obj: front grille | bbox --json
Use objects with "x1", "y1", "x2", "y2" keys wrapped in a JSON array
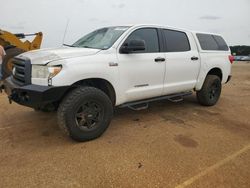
[{"x1": 11, "y1": 57, "x2": 31, "y2": 86}]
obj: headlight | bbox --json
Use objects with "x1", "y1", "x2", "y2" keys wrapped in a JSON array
[
  {"x1": 32, "y1": 65, "x2": 62, "y2": 79},
  {"x1": 48, "y1": 66, "x2": 62, "y2": 78}
]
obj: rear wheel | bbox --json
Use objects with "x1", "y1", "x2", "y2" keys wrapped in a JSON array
[
  {"x1": 57, "y1": 87, "x2": 113, "y2": 142},
  {"x1": 197, "y1": 75, "x2": 222, "y2": 106},
  {"x1": 2, "y1": 48, "x2": 25, "y2": 79}
]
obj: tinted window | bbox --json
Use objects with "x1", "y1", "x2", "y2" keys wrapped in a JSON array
[
  {"x1": 196, "y1": 33, "x2": 229, "y2": 51},
  {"x1": 163, "y1": 30, "x2": 190, "y2": 52},
  {"x1": 213, "y1": 35, "x2": 229, "y2": 51},
  {"x1": 124, "y1": 28, "x2": 159, "y2": 53},
  {"x1": 196, "y1": 34, "x2": 218, "y2": 50}
]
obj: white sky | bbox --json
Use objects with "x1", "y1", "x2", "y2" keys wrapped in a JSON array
[{"x1": 1, "y1": 0, "x2": 250, "y2": 47}]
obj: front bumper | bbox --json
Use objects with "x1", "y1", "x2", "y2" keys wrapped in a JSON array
[{"x1": 2, "y1": 77, "x2": 69, "y2": 108}]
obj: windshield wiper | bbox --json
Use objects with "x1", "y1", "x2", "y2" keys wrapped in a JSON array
[
  {"x1": 63, "y1": 44, "x2": 76, "y2": 47},
  {"x1": 82, "y1": 46, "x2": 106, "y2": 50},
  {"x1": 82, "y1": 45, "x2": 94, "y2": 49}
]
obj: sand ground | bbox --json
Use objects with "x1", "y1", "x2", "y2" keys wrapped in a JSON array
[{"x1": 0, "y1": 62, "x2": 249, "y2": 188}]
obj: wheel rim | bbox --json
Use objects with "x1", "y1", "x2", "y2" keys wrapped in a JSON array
[
  {"x1": 209, "y1": 80, "x2": 220, "y2": 100},
  {"x1": 75, "y1": 101, "x2": 103, "y2": 131}
]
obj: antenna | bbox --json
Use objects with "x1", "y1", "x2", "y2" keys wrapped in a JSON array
[{"x1": 62, "y1": 19, "x2": 70, "y2": 45}]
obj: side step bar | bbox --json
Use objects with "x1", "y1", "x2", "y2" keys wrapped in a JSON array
[
  {"x1": 119, "y1": 91, "x2": 193, "y2": 110},
  {"x1": 128, "y1": 103, "x2": 149, "y2": 111}
]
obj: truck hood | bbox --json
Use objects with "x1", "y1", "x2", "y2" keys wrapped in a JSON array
[{"x1": 18, "y1": 47, "x2": 101, "y2": 65}]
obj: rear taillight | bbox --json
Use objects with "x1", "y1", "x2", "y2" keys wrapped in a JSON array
[{"x1": 229, "y1": 55, "x2": 234, "y2": 64}]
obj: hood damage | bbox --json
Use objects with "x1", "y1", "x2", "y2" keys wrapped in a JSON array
[{"x1": 17, "y1": 47, "x2": 102, "y2": 65}]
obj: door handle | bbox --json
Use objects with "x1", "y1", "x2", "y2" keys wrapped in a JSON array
[
  {"x1": 191, "y1": 56, "x2": 199, "y2": 61},
  {"x1": 155, "y1": 57, "x2": 166, "y2": 62}
]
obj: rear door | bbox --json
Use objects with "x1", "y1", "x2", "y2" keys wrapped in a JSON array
[{"x1": 162, "y1": 29, "x2": 200, "y2": 94}]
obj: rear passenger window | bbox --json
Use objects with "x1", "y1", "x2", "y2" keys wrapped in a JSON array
[
  {"x1": 196, "y1": 33, "x2": 229, "y2": 51},
  {"x1": 163, "y1": 30, "x2": 190, "y2": 52}
]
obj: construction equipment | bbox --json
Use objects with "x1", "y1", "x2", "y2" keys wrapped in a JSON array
[{"x1": 0, "y1": 29, "x2": 43, "y2": 79}]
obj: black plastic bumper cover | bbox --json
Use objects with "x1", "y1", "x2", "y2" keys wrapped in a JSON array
[{"x1": 3, "y1": 77, "x2": 70, "y2": 108}]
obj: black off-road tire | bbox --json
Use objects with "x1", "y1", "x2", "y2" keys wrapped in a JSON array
[
  {"x1": 197, "y1": 75, "x2": 222, "y2": 106},
  {"x1": 2, "y1": 48, "x2": 25, "y2": 79},
  {"x1": 57, "y1": 87, "x2": 113, "y2": 142}
]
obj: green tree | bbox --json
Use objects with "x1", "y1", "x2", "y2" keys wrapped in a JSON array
[{"x1": 230, "y1": 46, "x2": 250, "y2": 56}]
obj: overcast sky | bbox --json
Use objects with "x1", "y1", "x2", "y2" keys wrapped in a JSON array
[{"x1": 1, "y1": 0, "x2": 250, "y2": 47}]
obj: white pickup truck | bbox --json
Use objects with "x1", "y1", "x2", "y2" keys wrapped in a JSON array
[{"x1": 2, "y1": 24, "x2": 233, "y2": 141}]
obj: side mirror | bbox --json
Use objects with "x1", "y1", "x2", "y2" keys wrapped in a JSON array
[{"x1": 120, "y1": 39, "x2": 146, "y2": 54}]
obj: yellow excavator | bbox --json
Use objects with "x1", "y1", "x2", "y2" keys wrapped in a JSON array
[{"x1": 0, "y1": 29, "x2": 43, "y2": 79}]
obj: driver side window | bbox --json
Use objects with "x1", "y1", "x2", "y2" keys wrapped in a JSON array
[{"x1": 124, "y1": 28, "x2": 160, "y2": 53}]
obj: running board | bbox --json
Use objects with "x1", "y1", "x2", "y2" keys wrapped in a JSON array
[
  {"x1": 119, "y1": 91, "x2": 193, "y2": 109},
  {"x1": 128, "y1": 103, "x2": 149, "y2": 111},
  {"x1": 168, "y1": 96, "x2": 184, "y2": 103}
]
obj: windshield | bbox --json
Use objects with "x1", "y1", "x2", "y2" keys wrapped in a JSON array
[{"x1": 73, "y1": 26, "x2": 130, "y2": 50}]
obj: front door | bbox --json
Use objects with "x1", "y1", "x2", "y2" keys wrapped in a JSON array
[{"x1": 117, "y1": 28, "x2": 166, "y2": 102}]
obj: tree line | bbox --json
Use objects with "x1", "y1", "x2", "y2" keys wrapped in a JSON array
[{"x1": 230, "y1": 46, "x2": 250, "y2": 56}]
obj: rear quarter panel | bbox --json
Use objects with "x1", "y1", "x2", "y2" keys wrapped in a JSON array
[{"x1": 193, "y1": 33, "x2": 232, "y2": 90}]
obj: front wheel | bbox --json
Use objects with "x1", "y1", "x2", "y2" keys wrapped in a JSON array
[
  {"x1": 196, "y1": 75, "x2": 222, "y2": 106},
  {"x1": 57, "y1": 87, "x2": 113, "y2": 142}
]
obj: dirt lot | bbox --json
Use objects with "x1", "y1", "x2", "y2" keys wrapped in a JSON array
[{"x1": 0, "y1": 63, "x2": 250, "y2": 188}]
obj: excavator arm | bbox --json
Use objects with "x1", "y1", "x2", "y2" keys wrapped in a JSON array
[
  {"x1": 0, "y1": 29, "x2": 43, "y2": 80},
  {"x1": 0, "y1": 30, "x2": 43, "y2": 51}
]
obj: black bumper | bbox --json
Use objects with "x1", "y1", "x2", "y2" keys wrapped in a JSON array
[{"x1": 2, "y1": 77, "x2": 70, "y2": 108}]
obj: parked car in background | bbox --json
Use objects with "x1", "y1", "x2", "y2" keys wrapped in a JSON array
[
  {"x1": 241, "y1": 56, "x2": 250, "y2": 61},
  {"x1": 234, "y1": 56, "x2": 250, "y2": 61}
]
